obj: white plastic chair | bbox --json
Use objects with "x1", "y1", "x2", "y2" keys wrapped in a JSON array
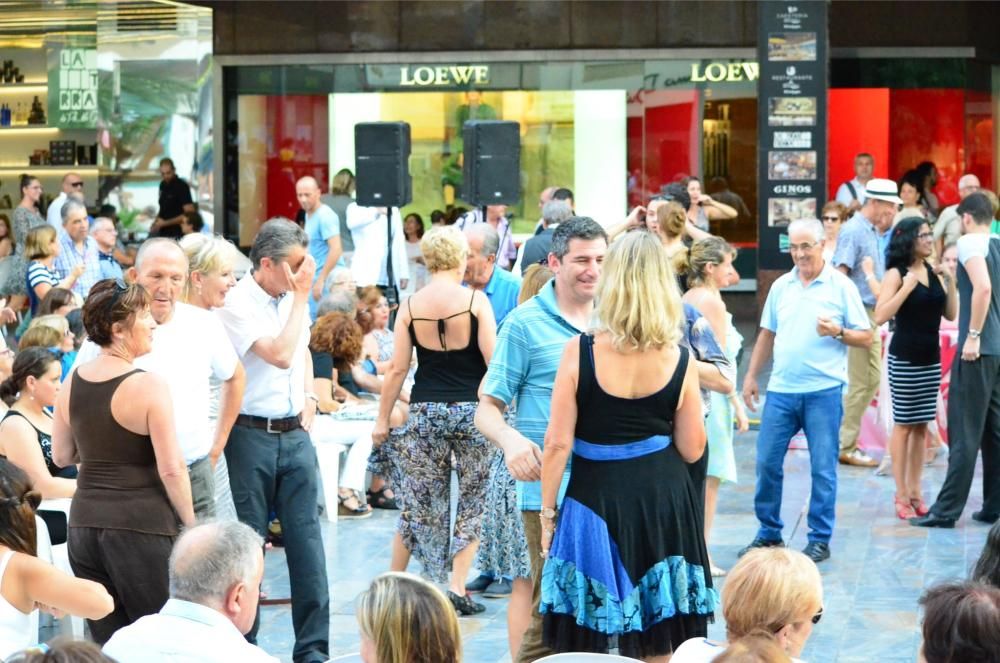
[
  {"x1": 535, "y1": 654, "x2": 643, "y2": 663},
  {"x1": 37, "y1": 498, "x2": 84, "y2": 638}
]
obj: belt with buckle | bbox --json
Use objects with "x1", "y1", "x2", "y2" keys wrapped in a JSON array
[{"x1": 236, "y1": 414, "x2": 301, "y2": 434}]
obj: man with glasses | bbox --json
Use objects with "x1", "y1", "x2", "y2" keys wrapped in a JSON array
[
  {"x1": 46, "y1": 172, "x2": 84, "y2": 229},
  {"x1": 832, "y1": 178, "x2": 902, "y2": 467},
  {"x1": 741, "y1": 218, "x2": 872, "y2": 564},
  {"x1": 934, "y1": 173, "x2": 982, "y2": 258},
  {"x1": 151, "y1": 157, "x2": 195, "y2": 239},
  {"x1": 90, "y1": 217, "x2": 124, "y2": 282}
]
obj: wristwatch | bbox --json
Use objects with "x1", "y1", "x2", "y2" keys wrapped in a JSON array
[
  {"x1": 539, "y1": 507, "x2": 557, "y2": 520},
  {"x1": 970, "y1": 329, "x2": 982, "y2": 339},
  {"x1": 834, "y1": 326, "x2": 845, "y2": 341}
]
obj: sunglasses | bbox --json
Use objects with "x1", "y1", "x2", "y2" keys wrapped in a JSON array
[
  {"x1": 69, "y1": 181, "x2": 84, "y2": 188},
  {"x1": 812, "y1": 606, "x2": 824, "y2": 625},
  {"x1": 822, "y1": 215, "x2": 840, "y2": 221}
]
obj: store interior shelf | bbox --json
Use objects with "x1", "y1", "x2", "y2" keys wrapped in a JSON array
[
  {"x1": 0, "y1": 82, "x2": 47, "y2": 91},
  {"x1": 0, "y1": 124, "x2": 61, "y2": 132},
  {"x1": 0, "y1": 165, "x2": 98, "y2": 171}
]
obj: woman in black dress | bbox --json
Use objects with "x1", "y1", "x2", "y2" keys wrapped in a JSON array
[
  {"x1": 875, "y1": 217, "x2": 957, "y2": 520},
  {"x1": 539, "y1": 231, "x2": 715, "y2": 661}
]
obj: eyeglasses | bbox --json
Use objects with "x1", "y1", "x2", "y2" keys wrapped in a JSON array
[
  {"x1": 811, "y1": 606, "x2": 824, "y2": 625},
  {"x1": 788, "y1": 242, "x2": 819, "y2": 253},
  {"x1": 822, "y1": 215, "x2": 840, "y2": 221},
  {"x1": 918, "y1": 232, "x2": 934, "y2": 240}
]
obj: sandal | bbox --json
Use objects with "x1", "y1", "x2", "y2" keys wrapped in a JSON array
[
  {"x1": 338, "y1": 492, "x2": 373, "y2": 519},
  {"x1": 367, "y1": 486, "x2": 399, "y2": 510},
  {"x1": 894, "y1": 495, "x2": 916, "y2": 520},
  {"x1": 910, "y1": 497, "x2": 930, "y2": 517},
  {"x1": 447, "y1": 590, "x2": 485, "y2": 616}
]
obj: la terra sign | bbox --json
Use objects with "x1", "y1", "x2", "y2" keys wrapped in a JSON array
[
  {"x1": 691, "y1": 61, "x2": 759, "y2": 83},
  {"x1": 400, "y1": 65, "x2": 489, "y2": 87}
]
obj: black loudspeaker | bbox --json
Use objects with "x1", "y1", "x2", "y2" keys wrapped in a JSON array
[
  {"x1": 355, "y1": 122, "x2": 411, "y2": 207},
  {"x1": 462, "y1": 120, "x2": 520, "y2": 205}
]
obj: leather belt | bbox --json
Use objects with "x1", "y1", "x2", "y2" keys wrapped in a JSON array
[{"x1": 236, "y1": 414, "x2": 301, "y2": 434}]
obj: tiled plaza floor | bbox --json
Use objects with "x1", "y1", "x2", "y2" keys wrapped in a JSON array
[{"x1": 256, "y1": 431, "x2": 992, "y2": 662}]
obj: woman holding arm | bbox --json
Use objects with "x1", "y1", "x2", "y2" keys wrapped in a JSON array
[
  {"x1": 874, "y1": 218, "x2": 956, "y2": 520},
  {"x1": 684, "y1": 176, "x2": 737, "y2": 234},
  {"x1": 24, "y1": 226, "x2": 84, "y2": 315},
  {"x1": 372, "y1": 225, "x2": 497, "y2": 616},
  {"x1": 0, "y1": 459, "x2": 113, "y2": 659},
  {"x1": 539, "y1": 231, "x2": 715, "y2": 661},
  {"x1": 52, "y1": 278, "x2": 195, "y2": 644}
]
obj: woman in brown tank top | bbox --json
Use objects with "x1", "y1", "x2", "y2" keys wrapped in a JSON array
[{"x1": 52, "y1": 279, "x2": 194, "y2": 644}]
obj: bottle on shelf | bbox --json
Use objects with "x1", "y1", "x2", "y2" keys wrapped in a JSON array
[
  {"x1": 0, "y1": 104, "x2": 10, "y2": 127},
  {"x1": 14, "y1": 102, "x2": 25, "y2": 125},
  {"x1": 27, "y1": 96, "x2": 45, "y2": 125}
]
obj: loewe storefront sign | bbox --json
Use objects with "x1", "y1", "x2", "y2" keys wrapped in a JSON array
[
  {"x1": 399, "y1": 65, "x2": 490, "y2": 87},
  {"x1": 691, "y1": 62, "x2": 759, "y2": 83}
]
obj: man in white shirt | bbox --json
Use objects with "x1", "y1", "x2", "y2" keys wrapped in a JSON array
[
  {"x1": 345, "y1": 203, "x2": 409, "y2": 291},
  {"x1": 46, "y1": 171, "x2": 83, "y2": 228},
  {"x1": 74, "y1": 239, "x2": 245, "y2": 519},
  {"x1": 933, "y1": 173, "x2": 981, "y2": 258},
  {"x1": 835, "y1": 152, "x2": 875, "y2": 213},
  {"x1": 216, "y1": 219, "x2": 329, "y2": 663},
  {"x1": 103, "y1": 520, "x2": 278, "y2": 662}
]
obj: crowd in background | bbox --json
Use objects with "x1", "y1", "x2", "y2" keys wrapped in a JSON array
[{"x1": 0, "y1": 155, "x2": 997, "y2": 663}]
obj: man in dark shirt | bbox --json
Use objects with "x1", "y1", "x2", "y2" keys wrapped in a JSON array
[{"x1": 151, "y1": 157, "x2": 195, "y2": 238}]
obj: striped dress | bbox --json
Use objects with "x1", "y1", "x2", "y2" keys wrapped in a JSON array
[{"x1": 887, "y1": 262, "x2": 946, "y2": 425}]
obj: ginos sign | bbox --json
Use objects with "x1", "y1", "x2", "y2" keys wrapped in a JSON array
[{"x1": 400, "y1": 65, "x2": 489, "y2": 87}]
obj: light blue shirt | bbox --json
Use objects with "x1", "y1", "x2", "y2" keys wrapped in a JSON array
[
  {"x1": 305, "y1": 203, "x2": 341, "y2": 317},
  {"x1": 760, "y1": 260, "x2": 870, "y2": 393},
  {"x1": 102, "y1": 598, "x2": 278, "y2": 662},
  {"x1": 482, "y1": 279, "x2": 579, "y2": 511},
  {"x1": 483, "y1": 264, "x2": 521, "y2": 326},
  {"x1": 832, "y1": 211, "x2": 884, "y2": 307}
]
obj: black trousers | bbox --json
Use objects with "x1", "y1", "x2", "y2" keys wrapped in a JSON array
[
  {"x1": 226, "y1": 423, "x2": 330, "y2": 663},
  {"x1": 931, "y1": 354, "x2": 1000, "y2": 520}
]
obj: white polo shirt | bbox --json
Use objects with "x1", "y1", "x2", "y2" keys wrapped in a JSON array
[
  {"x1": 217, "y1": 272, "x2": 309, "y2": 418},
  {"x1": 74, "y1": 303, "x2": 239, "y2": 464}
]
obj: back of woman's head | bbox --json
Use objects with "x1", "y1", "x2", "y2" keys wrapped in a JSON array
[
  {"x1": 885, "y1": 216, "x2": 927, "y2": 272},
  {"x1": 309, "y1": 312, "x2": 363, "y2": 367},
  {"x1": 595, "y1": 230, "x2": 682, "y2": 352},
  {"x1": 713, "y1": 631, "x2": 792, "y2": 663},
  {"x1": 0, "y1": 458, "x2": 40, "y2": 556},
  {"x1": 919, "y1": 582, "x2": 1000, "y2": 663},
  {"x1": 82, "y1": 279, "x2": 150, "y2": 348},
  {"x1": 518, "y1": 264, "x2": 553, "y2": 304},
  {"x1": 723, "y1": 548, "x2": 823, "y2": 640},
  {"x1": 25, "y1": 225, "x2": 56, "y2": 261},
  {"x1": 655, "y1": 200, "x2": 688, "y2": 240},
  {"x1": 972, "y1": 520, "x2": 1000, "y2": 589},
  {"x1": 17, "y1": 325, "x2": 62, "y2": 352},
  {"x1": 330, "y1": 168, "x2": 355, "y2": 196},
  {"x1": 420, "y1": 225, "x2": 467, "y2": 274},
  {"x1": 687, "y1": 236, "x2": 734, "y2": 287},
  {"x1": 357, "y1": 572, "x2": 461, "y2": 663},
  {"x1": 0, "y1": 347, "x2": 58, "y2": 406},
  {"x1": 6, "y1": 638, "x2": 115, "y2": 662}
]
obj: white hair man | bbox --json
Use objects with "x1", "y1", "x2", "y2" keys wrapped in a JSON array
[
  {"x1": 464, "y1": 223, "x2": 521, "y2": 325},
  {"x1": 742, "y1": 218, "x2": 873, "y2": 564},
  {"x1": 933, "y1": 173, "x2": 982, "y2": 257},
  {"x1": 90, "y1": 216, "x2": 124, "y2": 281},
  {"x1": 103, "y1": 520, "x2": 277, "y2": 662}
]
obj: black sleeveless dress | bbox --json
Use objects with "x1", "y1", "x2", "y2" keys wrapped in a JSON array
[{"x1": 540, "y1": 335, "x2": 717, "y2": 658}]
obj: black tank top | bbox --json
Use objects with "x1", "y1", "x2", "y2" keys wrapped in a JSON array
[
  {"x1": 407, "y1": 292, "x2": 487, "y2": 403},
  {"x1": 888, "y1": 261, "x2": 946, "y2": 363},
  {"x1": 575, "y1": 334, "x2": 689, "y2": 444},
  {"x1": 69, "y1": 368, "x2": 179, "y2": 535},
  {"x1": 0, "y1": 410, "x2": 76, "y2": 479}
]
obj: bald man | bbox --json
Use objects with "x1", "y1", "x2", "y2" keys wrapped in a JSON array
[
  {"x1": 74, "y1": 238, "x2": 246, "y2": 520},
  {"x1": 935, "y1": 174, "x2": 983, "y2": 257},
  {"x1": 46, "y1": 171, "x2": 84, "y2": 228},
  {"x1": 296, "y1": 176, "x2": 343, "y2": 319}
]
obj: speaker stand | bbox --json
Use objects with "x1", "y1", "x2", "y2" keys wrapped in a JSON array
[{"x1": 384, "y1": 207, "x2": 399, "y2": 329}]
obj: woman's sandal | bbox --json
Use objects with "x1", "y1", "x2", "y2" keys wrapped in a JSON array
[
  {"x1": 910, "y1": 497, "x2": 930, "y2": 517},
  {"x1": 894, "y1": 495, "x2": 917, "y2": 520},
  {"x1": 338, "y1": 492, "x2": 373, "y2": 519},
  {"x1": 367, "y1": 487, "x2": 399, "y2": 510},
  {"x1": 447, "y1": 590, "x2": 486, "y2": 616}
]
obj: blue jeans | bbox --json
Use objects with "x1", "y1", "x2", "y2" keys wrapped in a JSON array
[{"x1": 754, "y1": 386, "x2": 843, "y2": 544}]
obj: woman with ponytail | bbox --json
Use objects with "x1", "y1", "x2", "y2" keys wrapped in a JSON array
[
  {"x1": 0, "y1": 458, "x2": 112, "y2": 659},
  {"x1": 0, "y1": 348, "x2": 77, "y2": 500}
]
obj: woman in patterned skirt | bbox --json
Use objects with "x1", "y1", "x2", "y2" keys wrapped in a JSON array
[
  {"x1": 875, "y1": 217, "x2": 956, "y2": 520},
  {"x1": 540, "y1": 231, "x2": 716, "y2": 660}
]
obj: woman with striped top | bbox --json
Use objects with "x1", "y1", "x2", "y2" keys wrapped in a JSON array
[
  {"x1": 875, "y1": 217, "x2": 957, "y2": 520},
  {"x1": 24, "y1": 226, "x2": 83, "y2": 315}
]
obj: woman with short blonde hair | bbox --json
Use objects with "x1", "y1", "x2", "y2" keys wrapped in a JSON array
[
  {"x1": 356, "y1": 572, "x2": 461, "y2": 663},
  {"x1": 540, "y1": 230, "x2": 712, "y2": 659},
  {"x1": 672, "y1": 548, "x2": 823, "y2": 662},
  {"x1": 419, "y1": 225, "x2": 467, "y2": 274}
]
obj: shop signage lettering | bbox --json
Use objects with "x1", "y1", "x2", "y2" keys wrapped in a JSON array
[
  {"x1": 399, "y1": 65, "x2": 489, "y2": 87},
  {"x1": 47, "y1": 46, "x2": 98, "y2": 129},
  {"x1": 690, "y1": 62, "x2": 759, "y2": 83},
  {"x1": 773, "y1": 184, "x2": 812, "y2": 195}
]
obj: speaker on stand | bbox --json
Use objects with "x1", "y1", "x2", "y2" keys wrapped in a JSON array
[{"x1": 355, "y1": 122, "x2": 411, "y2": 320}]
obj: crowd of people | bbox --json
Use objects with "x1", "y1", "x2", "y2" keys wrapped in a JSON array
[{"x1": 0, "y1": 159, "x2": 997, "y2": 663}]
